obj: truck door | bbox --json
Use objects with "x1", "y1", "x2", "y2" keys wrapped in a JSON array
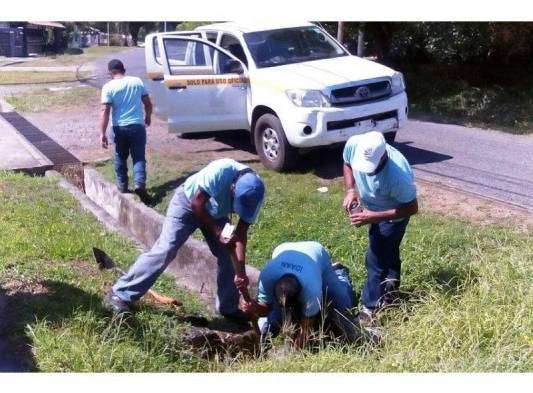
[
  {"x1": 144, "y1": 31, "x2": 203, "y2": 120},
  {"x1": 157, "y1": 35, "x2": 249, "y2": 133}
]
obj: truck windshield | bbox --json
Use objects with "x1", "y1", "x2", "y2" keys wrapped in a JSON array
[{"x1": 243, "y1": 26, "x2": 348, "y2": 68}]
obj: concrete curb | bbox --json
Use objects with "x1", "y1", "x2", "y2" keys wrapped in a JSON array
[
  {"x1": 83, "y1": 167, "x2": 260, "y2": 310},
  {"x1": 45, "y1": 170, "x2": 143, "y2": 250}
]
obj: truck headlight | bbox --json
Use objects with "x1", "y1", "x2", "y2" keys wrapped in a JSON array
[
  {"x1": 391, "y1": 72, "x2": 406, "y2": 95},
  {"x1": 286, "y1": 89, "x2": 331, "y2": 108}
]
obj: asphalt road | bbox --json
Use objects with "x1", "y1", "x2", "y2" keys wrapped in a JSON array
[{"x1": 88, "y1": 48, "x2": 533, "y2": 210}]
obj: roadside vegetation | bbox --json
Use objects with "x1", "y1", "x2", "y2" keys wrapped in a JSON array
[
  {"x1": 9, "y1": 46, "x2": 127, "y2": 68},
  {"x1": 4, "y1": 86, "x2": 99, "y2": 112},
  {"x1": 404, "y1": 64, "x2": 533, "y2": 134},
  {"x1": 0, "y1": 71, "x2": 91, "y2": 85},
  {"x1": 0, "y1": 171, "x2": 210, "y2": 372},
  {"x1": 95, "y1": 151, "x2": 533, "y2": 371}
]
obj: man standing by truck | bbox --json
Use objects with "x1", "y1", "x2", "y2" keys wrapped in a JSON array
[
  {"x1": 105, "y1": 158, "x2": 265, "y2": 322},
  {"x1": 342, "y1": 131, "x2": 418, "y2": 325},
  {"x1": 99, "y1": 59, "x2": 152, "y2": 204}
]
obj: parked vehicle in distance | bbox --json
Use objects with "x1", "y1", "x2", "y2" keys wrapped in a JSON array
[{"x1": 145, "y1": 22, "x2": 408, "y2": 171}]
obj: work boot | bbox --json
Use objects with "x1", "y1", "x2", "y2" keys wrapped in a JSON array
[
  {"x1": 134, "y1": 187, "x2": 152, "y2": 205},
  {"x1": 104, "y1": 291, "x2": 132, "y2": 314}
]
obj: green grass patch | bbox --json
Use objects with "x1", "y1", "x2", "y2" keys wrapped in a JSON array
[
  {"x1": 405, "y1": 63, "x2": 533, "y2": 134},
  {"x1": 0, "y1": 171, "x2": 212, "y2": 372},
  {"x1": 11, "y1": 46, "x2": 128, "y2": 68},
  {"x1": 5, "y1": 86, "x2": 99, "y2": 112},
  {"x1": 95, "y1": 152, "x2": 533, "y2": 371},
  {"x1": 0, "y1": 71, "x2": 91, "y2": 85}
]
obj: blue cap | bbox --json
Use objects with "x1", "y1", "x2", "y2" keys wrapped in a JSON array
[{"x1": 233, "y1": 172, "x2": 265, "y2": 224}]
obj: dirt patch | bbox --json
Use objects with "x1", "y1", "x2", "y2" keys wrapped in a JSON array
[{"x1": 417, "y1": 179, "x2": 533, "y2": 232}]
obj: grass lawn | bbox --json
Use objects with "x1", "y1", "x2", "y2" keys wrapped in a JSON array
[
  {"x1": 0, "y1": 171, "x2": 213, "y2": 372},
  {"x1": 5, "y1": 86, "x2": 99, "y2": 112},
  {"x1": 403, "y1": 63, "x2": 533, "y2": 134},
  {"x1": 11, "y1": 46, "x2": 129, "y2": 68},
  {"x1": 96, "y1": 151, "x2": 533, "y2": 371},
  {"x1": 0, "y1": 71, "x2": 91, "y2": 85}
]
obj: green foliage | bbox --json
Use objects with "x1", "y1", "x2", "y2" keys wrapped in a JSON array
[
  {"x1": 0, "y1": 172, "x2": 209, "y2": 371},
  {"x1": 96, "y1": 153, "x2": 533, "y2": 371},
  {"x1": 5, "y1": 87, "x2": 99, "y2": 112}
]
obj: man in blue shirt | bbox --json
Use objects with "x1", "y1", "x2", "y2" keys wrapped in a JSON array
[
  {"x1": 99, "y1": 59, "x2": 152, "y2": 203},
  {"x1": 241, "y1": 241, "x2": 360, "y2": 347},
  {"x1": 105, "y1": 158, "x2": 265, "y2": 322},
  {"x1": 342, "y1": 131, "x2": 418, "y2": 324}
]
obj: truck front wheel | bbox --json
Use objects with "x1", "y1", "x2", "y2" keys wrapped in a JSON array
[{"x1": 254, "y1": 114, "x2": 297, "y2": 172}]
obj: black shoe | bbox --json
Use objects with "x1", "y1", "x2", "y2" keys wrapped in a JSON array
[
  {"x1": 104, "y1": 291, "x2": 132, "y2": 314},
  {"x1": 356, "y1": 307, "x2": 381, "y2": 344},
  {"x1": 134, "y1": 187, "x2": 152, "y2": 205},
  {"x1": 117, "y1": 185, "x2": 129, "y2": 193}
]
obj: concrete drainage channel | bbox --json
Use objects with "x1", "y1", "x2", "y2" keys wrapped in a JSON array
[
  {"x1": 49, "y1": 167, "x2": 260, "y2": 312},
  {"x1": 0, "y1": 106, "x2": 260, "y2": 309}
]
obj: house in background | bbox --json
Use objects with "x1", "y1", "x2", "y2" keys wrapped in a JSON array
[
  {"x1": 0, "y1": 21, "x2": 65, "y2": 57},
  {"x1": 69, "y1": 26, "x2": 107, "y2": 48}
]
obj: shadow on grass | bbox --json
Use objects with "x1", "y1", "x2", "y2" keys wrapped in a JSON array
[
  {"x1": 148, "y1": 170, "x2": 197, "y2": 207},
  {"x1": 0, "y1": 280, "x2": 107, "y2": 372}
]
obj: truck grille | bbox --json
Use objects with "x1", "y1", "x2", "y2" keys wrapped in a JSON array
[
  {"x1": 330, "y1": 79, "x2": 391, "y2": 106},
  {"x1": 327, "y1": 110, "x2": 397, "y2": 131}
]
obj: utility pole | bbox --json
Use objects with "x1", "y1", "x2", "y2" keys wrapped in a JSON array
[
  {"x1": 357, "y1": 29, "x2": 364, "y2": 57},
  {"x1": 337, "y1": 21, "x2": 344, "y2": 46},
  {"x1": 164, "y1": 22, "x2": 167, "y2": 32},
  {"x1": 107, "y1": 22, "x2": 110, "y2": 46}
]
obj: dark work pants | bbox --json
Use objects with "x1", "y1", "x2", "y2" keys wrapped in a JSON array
[
  {"x1": 361, "y1": 218, "x2": 409, "y2": 309},
  {"x1": 113, "y1": 124, "x2": 146, "y2": 190}
]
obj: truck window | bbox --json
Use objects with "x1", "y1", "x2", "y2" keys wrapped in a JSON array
[
  {"x1": 220, "y1": 34, "x2": 248, "y2": 67},
  {"x1": 153, "y1": 36, "x2": 161, "y2": 64},
  {"x1": 243, "y1": 25, "x2": 347, "y2": 68},
  {"x1": 163, "y1": 38, "x2": 238, "y2": 76}
]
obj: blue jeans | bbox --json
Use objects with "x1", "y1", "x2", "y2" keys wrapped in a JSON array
[
  {"x1": 112, "y1": 186, "x2": 240, "y2": 315},
  {"x1": 113, "y1": 124, "x2": 146, "y2": 190},
  {"x1": 258, "y1": 263, "x2": 355, "y2": 337},
  {"x1": 362, "y1": 218, "x2": 409, "y2": 309}
]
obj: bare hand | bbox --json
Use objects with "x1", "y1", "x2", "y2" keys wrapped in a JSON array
[
  {"x1": 240, "y1": 298, "x2": 256, "y2": 316},
  {"x1": 234, "y1": 274, "x2": 249, "y2": 293},
  {"x1": 343, "y1": 190, "x2": 359, "y2": 212},
  {"x1": 145, "y1": 116, "x2": 151, "y2": 127},
  {"x1": 101, "y1": 134, "x2": 108, "y2": 149},
  {"x1": 350, "y1": 210, "x2": 378, "y2": 227}
]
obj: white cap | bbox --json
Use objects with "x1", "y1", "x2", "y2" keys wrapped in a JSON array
[{"x1": 353, "y1": 131, "x2": 387, "y2": 173}]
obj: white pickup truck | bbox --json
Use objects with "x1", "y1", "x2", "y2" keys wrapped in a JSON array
[{"x1": 145, "y1": 22, "x2": 408, "y2": 171}]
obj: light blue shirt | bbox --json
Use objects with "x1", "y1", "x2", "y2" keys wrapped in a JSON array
[
  {"x1": 257, "y1": 241, "x2": 332, "y2": 317},
  {"x1": 101, "y1": 76, "x2": 148, "y2": 127},
  {"x1": 343, "y1": 137, "x2": 417, "y2": 212},
  {"x1": 183, "y1": 158, "x2": 249, "y2": 221}
]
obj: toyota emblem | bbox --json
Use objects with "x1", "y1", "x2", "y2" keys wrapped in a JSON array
[{"x1": 355, "y1": 86, "x2": 370, "y2": 98}]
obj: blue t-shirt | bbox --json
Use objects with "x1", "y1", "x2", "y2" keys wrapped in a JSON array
[
  {"x1": 101, "y1": 76, "x2": 148, "y2": 127},
  {"x1": 343, "y1": 137, "x2": 417, "y2": 212},
  {"x1": 257, "y1": 241, "x2": 332, "y2": 317},
  {"x1": 183, "y1": 158, "x2": 259, "y2": 221}
]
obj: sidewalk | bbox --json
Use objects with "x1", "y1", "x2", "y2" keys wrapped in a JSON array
[{"x1": 0, "y1": 114, "x2": 53, "y2": 174}]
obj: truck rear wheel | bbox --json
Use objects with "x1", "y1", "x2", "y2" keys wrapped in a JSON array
[{"x1": 254, "y1": 113, "x2": 297, "y2": 172}]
